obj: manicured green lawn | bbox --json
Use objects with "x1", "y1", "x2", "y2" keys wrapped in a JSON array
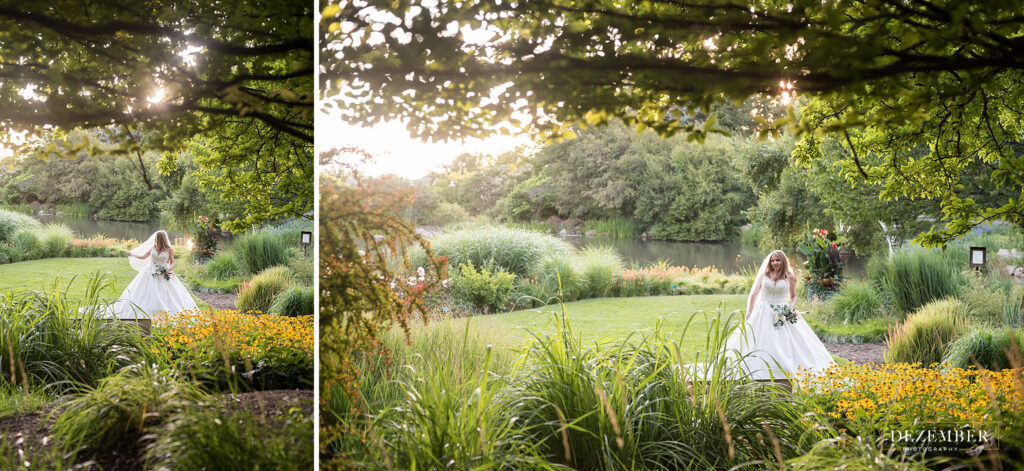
[
  {"x1": 0, "y1": 258, "x2": 203, "y2": 307},
  {"x1": 447, "y1": 295, "x2": 748, "y2": 355}
]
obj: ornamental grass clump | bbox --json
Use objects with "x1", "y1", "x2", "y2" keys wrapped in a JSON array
[
  {"x1": 502, "y1": 308, "x2": 819, "y2": 469},
  {"x1": 868, "y1": 249, "x2": 965, "y2": 318},
  {"x1": 942, "y1": 327, "x2": 1024, "y2": 371},
  {"x1": 205, "y1": 252, "x2": 240, "y2": 280},
  {"x1": 237, "y1": 266, "x2": 293, "y2": 314},
  {"x1": 323, "y1": 319, "x2": 530, "y2": 467},
  {"x1": 330, "y1": 307, "x2": 823, "y2": 469},
  {"x1": 38, "y1": 223, "x2": 74, "y2": 257},
  {"x1": 0, "y1": 273, "x2": 147, "y2": 392},
  {"x1": 0, "y1": 209, "x2": 41, "y2": 243},
  {"x1": 52, "y1": 362, "x2": 206, "y2": 451},
  {"x1": 824, "y1": 280, "x2": 888, "y2": 324},
  {"x1": 145, "y1": 404, "x2": 313, "y2": 471},
  {"x1": 578, "y1": 245, "x2": 622, "y2": 298},
  {"x1": 9, "y1": 230, "x2": 41, "y2": 260},
  {"x1": 234, "y1": 230, "x2": 289, "y2": 276},
  {"x1": 428, "y1": 226, "x2": 574, "y2": 278},
  {"x1": 270, "y1": 285, "x2": 314, "y2": 317},
  {"x1": 883, "y1": 297, "x2": 970, "y2": 365}
]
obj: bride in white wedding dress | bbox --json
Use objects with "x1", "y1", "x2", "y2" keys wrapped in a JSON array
[
  {"x1": 724, "y1": 250, "x2": 835, "y2": 379},
  {"x1": 95, "y1": 230, "x2": 198, "y2": 319}
]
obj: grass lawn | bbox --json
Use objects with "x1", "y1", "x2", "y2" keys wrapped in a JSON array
[
  {"x1": 0, "y1": 258, "x2": 204, "y2": 308},
  {"x1": 443, "y1": 295, "x2": 747, "y2": 357}
]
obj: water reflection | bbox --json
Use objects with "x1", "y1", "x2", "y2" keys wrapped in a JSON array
[
  {"x1": 33, "y1": 215, "x2": 236, "y2": 252},
  {"x1": 35, "y1": 215, "x2": 182, "y2": 243},
  {"x1": 570, "y1": 237, "x2": 865, "y2": 278}
]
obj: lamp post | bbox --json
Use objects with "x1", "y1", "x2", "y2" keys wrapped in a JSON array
[
  {"x1": 300, "y1": 231, "x2": 312, "y2": 255},
  {"x1": 969, "y1": 246, "x2": 986, "y2": 270}
]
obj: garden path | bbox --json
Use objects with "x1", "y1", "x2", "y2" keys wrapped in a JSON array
[
  {"x1": 825, "y1": 342, "x2": 885, "y2": 364},
  {"x1": 191, "y1": 290, "x2": 238, "y2": 310}
]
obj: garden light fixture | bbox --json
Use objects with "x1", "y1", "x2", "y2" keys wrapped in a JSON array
[{"x1": 969, "y1": 246, "x2": 986, "y2": 269}]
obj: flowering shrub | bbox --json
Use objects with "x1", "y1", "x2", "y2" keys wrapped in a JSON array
[
  {"x1": 798, "y1": 228, "x2": 845, "y2": 299},
  {"x1": 613, "y1": 265, "x2": 746, "y2": 297},
  {"x1": 68, "y1": 237, "x2": 136, "y2": 257},
  {"x1": 794, "y1": 363, "x2": 1024, "y2": 434},
  {"x1": 152, "y1": 309, "x2": 313, "y2": 390},
  {"x1": 189, "y1": 216, "x2": 219, "y2": 262}
]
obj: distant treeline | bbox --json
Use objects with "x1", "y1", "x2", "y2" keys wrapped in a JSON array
[{"x1": 390, "y1": 98, "x2": 951, "y2": 255}]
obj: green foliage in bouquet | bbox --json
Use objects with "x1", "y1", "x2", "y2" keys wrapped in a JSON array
[{"x1": 798, "y1": 228, "x2": 844, "y2": 300}]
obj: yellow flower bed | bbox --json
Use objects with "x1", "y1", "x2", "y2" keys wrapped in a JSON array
[
  {"x1": 794, "y1": 363, "x2": 1024, "y2": 427},
  {"x1": 152, "y1": 309, "x2": 313, "y2": 360}
]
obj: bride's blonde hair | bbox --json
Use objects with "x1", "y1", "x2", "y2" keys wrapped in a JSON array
[
  {"x1": 764, "y1": 250, "x2": 794, "y2": 281},
  {"x1": 154, "y1": 231, "x2": 172, "y2": 254}
]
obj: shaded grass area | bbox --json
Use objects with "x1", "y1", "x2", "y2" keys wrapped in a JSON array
[{"x1": 0, "y1": 257, "x2": 203, "y2": 307}]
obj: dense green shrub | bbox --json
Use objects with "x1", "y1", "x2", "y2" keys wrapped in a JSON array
[
  {"x1": 427, "y1": 226, "x2": 574, "y2": 278},
  {"x1": 271, "y1": 286, "x2": 314, "y2": 317},
  {"x1": 452, "y1": 262, "x2": 516, "y2": 313},
  {"x1": 237, "y1": 266, "x2": 293, "y2": 314},
  {"x1": 52, "y1": 363, "x2": 205, "y2": 450},
  {"x1": 431, "y1": 201, "x2": 469, "y2": 227},
  {"x1": 234, "y1": 230, "x2": 289, "y2": 276},
  {"x1": 578, "y1": 245, "x2": 622, "y2": 298},
  {"x1": 868, "y1": 249, "x2": 965, "y2": 317},
  {"x1": 0, "y1": 209, "x2": 41, "y2": 243},
  {"x1": 825, "y1": 280, "x2": 887, "y2": 324},
  {"x1": 39, "y1": 223, "x2": 74, "y2": 257},
  {"x1": 942, "y1": 327, "x2": 1024, "y2": 370},
  {"x1": 884, "y1": 298, "x2": 970, "y2": 365}
]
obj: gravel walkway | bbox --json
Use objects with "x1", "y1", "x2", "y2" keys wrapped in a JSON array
[
  {"x1": 191, "y1": 290, "x2": 238, "y2": 310},
  {"x1": 824, "y1": 342, "x2": 886, "y2": 364}
]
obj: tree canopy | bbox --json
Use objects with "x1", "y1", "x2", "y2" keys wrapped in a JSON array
[
  {"x1": 1, "y1": 1, "x2": 313, "y2": 228},
  {"x1": 323, "y1": 0, "x2": 1024, "y2": 245}
]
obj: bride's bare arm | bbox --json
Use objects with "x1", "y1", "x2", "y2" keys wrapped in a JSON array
[
  {"x1": 788, "y1": 274, "x2": 797, "y2": 306},
  {"x1": 129, "y1": 251, "x2": 150, "y2": 260},
  {"x1": 168, "y1": 250, "x2": 175, "y2": 269}
]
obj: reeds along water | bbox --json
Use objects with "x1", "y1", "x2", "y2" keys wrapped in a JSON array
[{"x1": 328, "y1": 304, "x2": 827, "y2": 469}]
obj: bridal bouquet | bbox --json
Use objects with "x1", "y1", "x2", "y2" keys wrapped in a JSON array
[
  {"x1": 771, "y1": 304, "x2": 799, "y2": 328},
  {"x1": 153, "y1": 265, "x2": 174, "y2": 281}
]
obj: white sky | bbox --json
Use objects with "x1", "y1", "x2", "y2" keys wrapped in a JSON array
[{"x1": 316, "y1": 107, "x2": 534, "y2": 180}]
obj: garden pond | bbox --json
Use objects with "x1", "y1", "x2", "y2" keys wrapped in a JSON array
[{"x1": 33, "y1": 214, "x2": 235, "y2": 250}]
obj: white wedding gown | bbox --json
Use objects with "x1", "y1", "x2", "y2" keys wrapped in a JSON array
[
  {"x1": 725, "y1": 277, "x2": 835, "y2": 379},
  {"x1": 99, "y1": 249, "x2": 198, "y2": 319}
]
